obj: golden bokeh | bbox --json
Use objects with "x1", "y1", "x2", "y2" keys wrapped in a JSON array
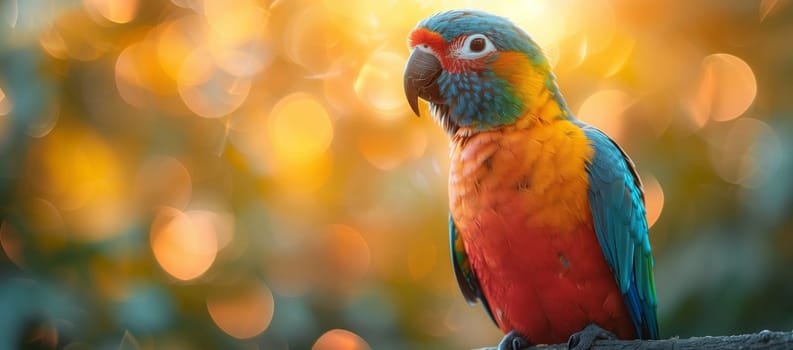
[
  {"x1": 156, "y1": 15, "x2": 206, "y2": 81},
  {"x1": 83, "y1": 0, "x2": 139, "y2": 24},
  {"x1": 187, "y1": 209, "x2": 235, "y2": 251},
  {"x1": 407, "y1": 236, "x2": 437, "y2": 281},
  {"x1": 115, "y1": 39, "x2": 175, "y2": 108},
  {"x1": 686, "y1": 53, "x2": 757, "y2": 127},
  {"x1": 206, "y1": 282, "x2": 275, "y2": 339},
  {"x1": 282, "y1": 6, "x2": 333, "y2": 71},
  {"x1": 312, "y1": 329, "x2": 372, "y2": 350},
  {"x1": 26, "y1": 123, "x2": 130, "y2": 241},
  {"x1": 134, "y1": 156, "x2": 193, "y2": 210},
  {"x1": 41, "y1": 9, "x2": 110, "y2": 61},
  {"x1": 577, "y1": 89, "x2": 634, "y2": 143},
  {"x1": 273, "y1": 152, "x2": 334, "y2": 195},
  {"x1": 357, "y1": 123, "x2": 427, "y2": 171},
  {"x1": 642, "y1": 173, "x2": 665, "y2": 229},
  {"x1": 203, "y1": 0, "x2": 273, "y2": 77},
  {"x1": 268, "y1": 92, "x2": 334, "y2": 166},
  {"x1": 177, "y1": 47, "x2": 252, "y2": 118},
  {"x1": 150, "y1": 207, "x2": 218, "y2": 281},
  {"x1": 313, "y1": 224, "x2": 371, "y2": 291},
  {"x1": 355, "y1": 50, "x2": 409, "y2": 118}
]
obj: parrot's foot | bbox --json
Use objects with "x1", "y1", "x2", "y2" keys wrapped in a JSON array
[
  {"x1": 566, "y1": 323, "x2": 616, "y2": 350},
  {"x1": 497, "y1": 330, "x2": 529, "y2": 350}
]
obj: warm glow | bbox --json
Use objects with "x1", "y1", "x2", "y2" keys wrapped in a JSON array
[
  {"x1": 477, "y1": 1, "x2": 570, "y2": 47},
  {"x1": 355, "y1": 50, "x2": 408, "y2": 117},
  {"x1": 39, "y1": 26, "x2": 69, "y2": 60},
  {"x1": 27, "y1": 124, "x2": 129, "y2": 241},
  {"x1": 268, "y1": 93, "x2": 334, "y2": 166},
  {"x1": 273, "y1": 152, "x2": 333, "y2": 194},
  {"x1": 312, "y1": 329, "x2": 371, "y2": 350},
  {"x1": 642, "y1": 174, "x2": 664, "y2": 229},
  {"x1": 83, "y1": 0, "x2": 139, "y2": 24},
  {"x1": 282, "y1": 6, "x2": 332, "y2": 70},
  {"x1": 178, "y1": 47, "x2": 252, "y2": 118},
  {"x1": 315, "y1": 224, "x2": 371, "y2": 290},
  {"x1": 760, "y1": 0, "x2": 783, "y2": 20},
  {"x1": 203, "y1": 0, "x2": 273, "y2": 77},
  {"x1": 686, "y1": 53, "x2": 757, "y2": 126},
  {"x1": 407, "y1": 237, "x2": 437, "y2": 280},
  {"x1": 115, "y1": 38, "x2": 178, "y2": 108},
  {"x1": 43, "y1": 10, "x2": 108, "y2": 61},
  {"x1": 206, "y1": 282, "x2": 275, "y2": 339},
  {"x1": 134, "y1": 156, "x2": 193, "y2": 210},
  {"x1": 357, "y1": 123, "x2": 427, "y2": 170},
  {"x1": 577, "y1": 89, "x2": 634, "y2": 142},
  {"x1": 156, "y1": 16, "x2": 205, "y2": 81},
  {"x1": 150, "y1": 207, "x2": 217, "y2": 281},
  {"x1": 187, "y1": 210, "x2": 235, "y2": 251},
  {"x1": 601, "y1": 33, "x2": 636, "y2": 77}
]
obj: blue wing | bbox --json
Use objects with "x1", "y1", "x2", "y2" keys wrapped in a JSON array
[
  {"x1": 579, "y1": 123, "x2": 659, "y2": 340},
  {"x1": 449, "y1": 214, "x2": 497, "y2": 325}
]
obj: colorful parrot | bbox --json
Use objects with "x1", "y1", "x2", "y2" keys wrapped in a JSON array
[{"x1": 402, "y1": 10, "x2": 659, "y2": 349}]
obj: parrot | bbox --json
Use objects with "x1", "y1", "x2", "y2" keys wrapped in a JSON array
[{"x1": 402, "y1": 10, "x2": 659, "y2": 350}]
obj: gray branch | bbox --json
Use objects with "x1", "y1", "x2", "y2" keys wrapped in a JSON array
[{"x1": 478, "y1": 330, "x2": 793, "y2": 350}]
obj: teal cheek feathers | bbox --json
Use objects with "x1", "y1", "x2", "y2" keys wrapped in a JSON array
[{"x1": 437, "y1": 68, "x2": 525, "y2": 130}]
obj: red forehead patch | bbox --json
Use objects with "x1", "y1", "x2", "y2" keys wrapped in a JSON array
[{"x1": 408, "y1": 28, "x2": 447, "y2": 54}]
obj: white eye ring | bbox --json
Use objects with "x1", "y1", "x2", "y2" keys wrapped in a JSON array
[
  {"x1": 415, "y1": 43, "x2": 433, "y2": 54},
  {"x1": 457, "y1": 34, "x2": 496, "y2": 59}
]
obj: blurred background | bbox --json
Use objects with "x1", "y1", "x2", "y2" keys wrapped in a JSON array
[{"x1": 1, "y1": 0, "x2": 792, "y2": 349}]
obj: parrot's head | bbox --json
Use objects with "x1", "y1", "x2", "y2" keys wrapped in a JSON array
[{"x1": 403, "y1": 10, "x2": 567, "y2": 136}]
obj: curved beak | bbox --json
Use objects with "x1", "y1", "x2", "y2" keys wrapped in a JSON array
[{"x1": 403, "y1": 48, "x2": 444, "y2": 116}]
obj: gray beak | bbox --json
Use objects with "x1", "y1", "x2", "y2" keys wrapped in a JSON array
[{"x1": 403, "y1": 48, "x2": 444, "y2": 116}]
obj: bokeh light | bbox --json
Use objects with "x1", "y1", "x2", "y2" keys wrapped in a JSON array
[
  {"x1": 83, "y1": 0, "x2": 139, "y2": 24},
  {"x1": 135, "y1": 156, "x2": 193, "y2": 210},
  {"x1": 577, "y1": 89, "x2": 634, "y2": 143},
  {"x1": 268, "y1": 92, "x2": 334, "y2": 166},
  {"x1": 178, "y1": 47, "x2": 252, "y2": 118},
  {"x1": 355, "y1": 50, "x2": 409, "y2": 118},
  {"x1": 150, "y1": 207, "x2": 218, "y2": 281},
  {"x1": 312, "y1": 329, "x2": 372, "y2": 350},
  {"x1": 686, "y1": 53, "x2": 757, "y2": 127},
  {"x1": 25, "y1": 124, "x2": 130, "y2": 241},
  {"x1": 206, "y1": 282, "x2": 275, "y2": 339},
  {"x1": 642, "y1": 173, "x2": 665, "y2": 229}
]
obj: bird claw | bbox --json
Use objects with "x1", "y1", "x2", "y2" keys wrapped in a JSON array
[
  {"x1": 567, "y1": 323, "x2": 616, "y2": 350},
  {"x1": 497, "y1": 330, "x2": 530, "y2": 350}
]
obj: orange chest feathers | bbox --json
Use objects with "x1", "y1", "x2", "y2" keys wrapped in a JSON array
[{"x1": 449, "y1": 119, "x2": 595, "y2": 238}]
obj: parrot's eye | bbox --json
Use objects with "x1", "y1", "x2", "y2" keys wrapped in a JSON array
[
  {"x1": 470, "y1": 38, "x2": 485, "y2": 52},
  {"x1": 458, "y1": 34, "x2": 496, "y2": 59}
]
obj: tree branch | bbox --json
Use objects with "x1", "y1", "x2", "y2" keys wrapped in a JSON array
[{"x1": 479, "y1": 330, "x2": 793, "y2": 350}]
